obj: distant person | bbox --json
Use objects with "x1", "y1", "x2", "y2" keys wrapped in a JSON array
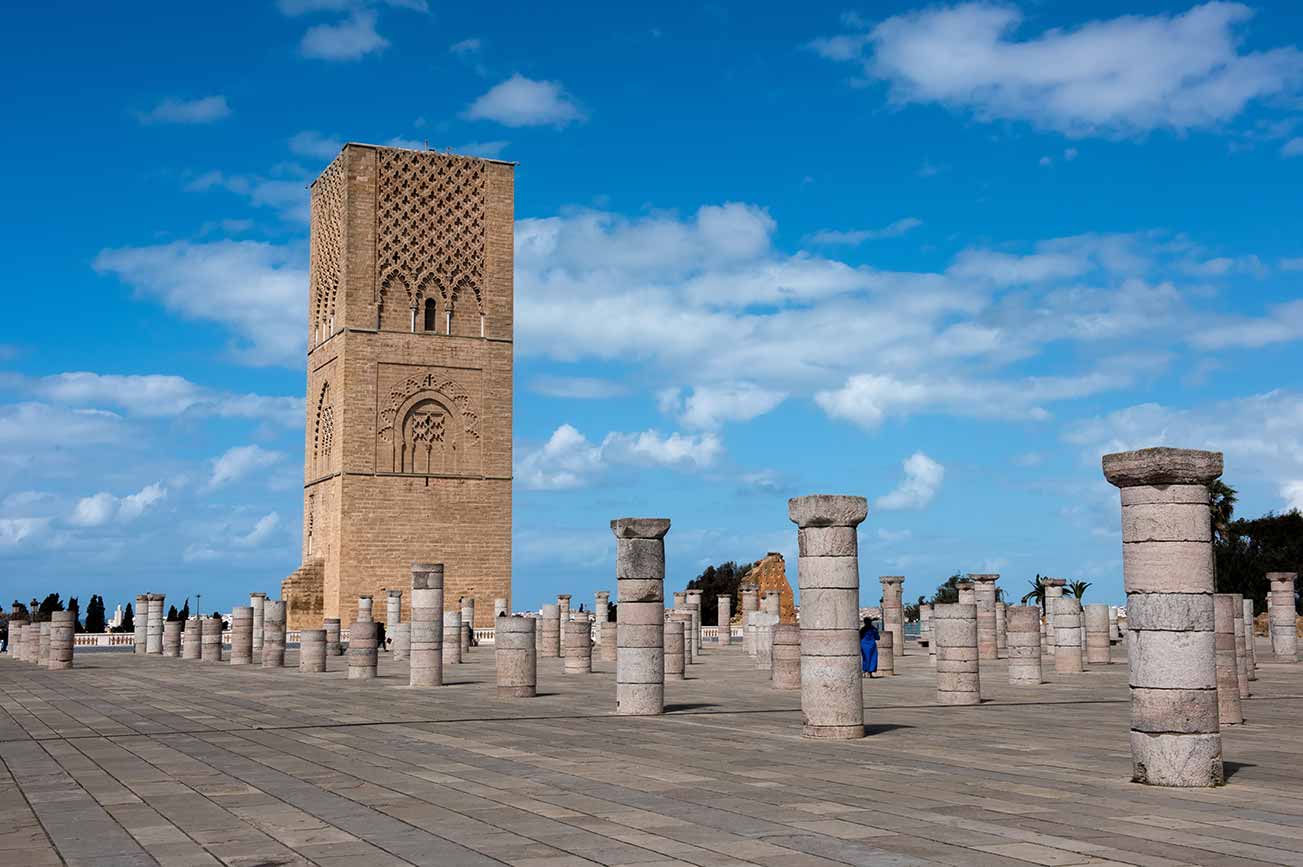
[
  {"x1": 860, "y1": 617, "x2": 879, "y2": 678},
  {"x1": 466, "y1": 622, "x2": 478, "y2": 648},
  {"x1": 375, "y1": 621, "x2": 387, "y2": 652}
]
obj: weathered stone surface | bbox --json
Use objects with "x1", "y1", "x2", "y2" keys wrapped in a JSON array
[
  {"x1": 1126, "y1": 593, "x2": 1215, "y2": 631},
  {"x1": 615, "y1": 517, "x2": 668, "y2": 715},
  {"x1": 934, "y1": 603, "x2": 980, "y2": 705},
  {"x1": 1102, "y1": 447, "x2": 1224, "y2": 487},
  {"x1": 48, "y1": 611, "x2": 73, "y2": 671},
  {"x1": 495, "y1": 615, "x2": 535, "y2": 697},
  {"x1": 1084, "y1": 603, "x2": 1111, "y2": 665},
  {"x1": 299, "y1": 628, "x2": 326, "y2": 673},
  {"x1": 443, "y1": 610, "x2": 463, "y2": 664},
  {"x1": 610, "y1": 517, "x2": 671, "y2": 539},
  {"x1": 787, "y1": 494, "x2": 868, "y2": 528},
  {"x1": 1006, "y1": 605, "x2": 1042, "y2": 685},
  {"x1": 347, "y1": 620, "x2": 377, "y2": 680},
  {"x1": 1130, "y1": 731, "x2": 1223, "y2": 787},
  {"x1": 201, "y1": 616, "x2": 223, "y2": 664},
  {"x1": 262, "y1": 601, "x2": 286, "y2": 667},
  {"x1": 664, "y1": 620, "x2": 685, "y2": 680},
  {"x1": 230, "y1": 606, "x2": 254, "y2": 665},
  {"x1": 410, "y1": 563, "x2": 444, "y2": 688},
  {"x1": 564, "y1": 620, "x2": 592, "y2": 674}
]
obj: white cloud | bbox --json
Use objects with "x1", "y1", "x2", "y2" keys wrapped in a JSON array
[
  {"x1": 467, "y1": 74, "x2": 585, "y2": 127},
  {"x1": 1283, "y1": 137, "x2": 1303, "y2": 157},
  {"x1": 0, "y1": 403, "x2": 124, "y2": 449},
  {"x1": 93, "y1": 241, "x2": 306, "y2": 366},
  {"x1": 136, "y1": 96, "x2": 231, "y2": 125},
  {"x1": 0, "y1": 517, "x2": 49, "y2": 547},
  {"x1": 68, "y1": 483, "x2": 166, "y2": 527},
  {"x1": 658, "y1": 383, "x2": 786, "y2": 429},
  {"x1": 603, "y1": 429, "x2": 723, "y2": 469},
  {"x1": 449, "y1": 37, "x2": 481, "y2": 54},
  {"x1": 1189, "y1": 299, "x2": 1303, "y2": 349},
  {"x1": 206, "y1": 445, "x2": 284, "y2": 491},
  {"x1": 1283, "y1": 480, "x2": 1303, "y2": 511},
  {"x1": 32, "y1": 372, "x2": 302, "y2": 427},
  {"x1": 300, "y1": 11, "x2": 388, "y2": 60},
  {"x1": 812, "y1": 3, "x2": 1303, "y2": 137},
  {"x1": 184, "y1": 168, "x2": 311, "y2": 222},
  {"x1": 289, "y1": 130, "x2": 344, "y2": 159},
  {"x1": 515, "y1": 424, "x2": 604, "y2": 490},
  {"x1": 528, "y1": 376, "x2": 628, "y2": 400},
  {"x1": 807, "y1": 217, "x2": 922, "y2": 246},
  {"x1": 515, "y1": 424, "x2": 723, "y2": 490},
  {"x1": 118, "y1": 483, "x2": 167, "y2": 522},
  {"x1": 877, "y1": 452, "x2": 945, "y2": 510},
  {"x1": 454, "y1": 140, "x2": 509, "y2": 158},
  {"x1": 236, "y1": 512, "x2": 281, "y2": 546}
]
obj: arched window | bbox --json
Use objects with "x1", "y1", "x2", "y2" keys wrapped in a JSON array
[{"x1": 423, "y1": 298, "x2": 437, "y2": 332}]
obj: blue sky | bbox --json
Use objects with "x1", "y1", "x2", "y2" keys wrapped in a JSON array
[{"x1": 4, "y1": 1, "x2": 1303, "y2": 617}]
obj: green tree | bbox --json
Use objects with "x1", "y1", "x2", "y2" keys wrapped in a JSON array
[
  {"x1": 178, "y1": 598, "x2": 191, "y2": 622},
  {"x1": 1210, "y1": 480, "x2": 1237, "y2": 544},
  {"x1": 1020, "y1": 576, "x2": 1048, "y2": 614},
  {"x1": 67, "y1": 596, "x2": 83, "y2": 632},
  {"x1": 167, "y1": 604, "x2": 179, "y2": 621},
  {"x1": 1214, "y1": 508, "x2": 1303, "y2": 612},
  {"x1": 37, "y1": 593, "x2": 64, "y2": 622},
  {"x1": 687, "y1": 560, "x2": 753, "y2": 628},
  {"x1": 1067, "y1": 580, "x2": 1092, "y2": 600},
  {"x1": 928, "y1": 572, "x2": 964, "y2": 605},
  {"x1": 114, "y1": 603, "x2": 135, "y2": 634},
  {"x1": 84, "y1": 595, "x2": 106, "y2": 633}
]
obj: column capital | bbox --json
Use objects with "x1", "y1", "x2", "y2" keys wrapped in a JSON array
[
  {"x1": 879, "y1": 575, "x2": 905, "y2": 586},
  {"x1": 610, "y1": 517, "x2": 671, "y2": 539},
  {"x1": 1103, "y1": 447, "x2": 1222, "y2": 488},
  {"x1": 787, "y1": 494, "x2": 868, "y2": 528},
  {"x1": 968, "y1": 573, "x2": 999, "y2": 584}
]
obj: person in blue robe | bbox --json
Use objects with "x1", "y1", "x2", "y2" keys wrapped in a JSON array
[{"x1": 860, "y1": 617, "x2": 879, "y2": 677}]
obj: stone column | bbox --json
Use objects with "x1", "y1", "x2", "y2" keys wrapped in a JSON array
[
  {"x1": 300, "y1": 629, "x2": 326, "y2": 672},
  {"x1": 564, "y1": 618, "x2": 592, "y2": 674},
  {"x1": 741, "y1": 584, "x2": 759, "y2": 655},
  {"x1": 357, "y1": 595, "x2": 374, "y2": 624},
  {"x1": 38, "y1": 622, "x2": 51, "y2": 666},
  {"x1": 1214, "y1": 593, "x2": 1244, "y2": 726},
  {"x1": 877, "y1": 630, "x2": 895, "y2": 676},
  {"x1": 443, "y1": 610, "x2": 462, "y2": 664},
  {"x1": 539, "y1": 604, "x2": 559, "y2": 657},
  {"x1": 262, "y1": 601, "x2": 286, "y2": 667},
  {"x1": 687, "y1": 589, "x2": 703, "y2": 652},
  {"x1": 664, "y1": 620, "x2": 685, "y2": 680},
  {"x1": 555, "y1": 595, "x2": 570, "y2": 656},
  {"x1": 669, "y1": 609, "x2": 695, "y2": 665},
  {"x1": 1231, "y1": 593, "x2": 1249, "y2": 699},
  {"x1": 324, "y1": 618, "x2": 342, "y2": 656},
  {"x1": 1084, "y1": 604, "x2": 1111, "y2": 664},
  {"x1": 163, "y1": 620, "x2": 182, "y2": 658},
  {"x1": 250, "y1": 592, "x2": 266, "y2": 655},
  {"x1": 789, "y1": 494, "x2": 866, "y2": 740},
  {"x1": 494, "y1": 597, "x2": 508, "y2": 619},
  {"x1": 26, "y1": 623, "x2": 39, "y2": 663},
  {"x1": 200, "y1": 616, "x2": 223, "y2": 663},
  {"x1": 146, "y1": 594, "x2": 165, "y2": 655},
  {"x1": 348, "y1": 620, "x2": 378, "y2": 679},
  {"x1": 594, "y1": 591, "x2": 610, "y2": 642},
  {"x1": 1242, "y1": 597, "x2": 1257, "y2": 682},
  {"x1": 763, "y1": 590, "x2": 780, "y2": 616},
  {"x1": 460, "y1": 597, "x2": 475, "y2": 653},
  {"x1": 753, "y1": 612, "x2": 777, "y2": 669},
  {"x1": 1053, "y1": 596, "x2": 1084, "y2": 673},
  {"x1": 879, "y1": 575, "x2": 905, "y2": 661},
  {"x1": 956, "y1": 581, "x2": 975, "y2": 605},
  {"x1": 410, "y1": 563, "x2": 444, "y2": 688},
  {"x1": 970, "y1": 574, "x2": 999, "y2": 661},
  {"x1": 1109, "y1": 606, "x2": 1121, "y2": 642},
  {"x1": 182, "y1": 617, "x2": 201, "y2": 659},
  {"x1": 919, "y1": 603, "x2": 932, "y2": 649},
  {"x1": 1104, "y1": 446, "x2": 1222, "y2": 787},
  {"x1": 1041, "y1": 579, "x2": 1065, "y2": 657},
  {"x1": 8, "y1": 618, "x2": 27, "y2": 660},
  {"x1": 386, "y1": 589, "x2": 402, "y2": 633},
  {"x1": 1267, "y1": 573, "x2": 1297, "y2": 662},
  {"x1": 391, "y1": 623, "x2": 411, "y2": 662},
  {"x1": 48, "y1": 611, "x2": 74, "y2": 671},
  {"x1": 495, "y1": 615, "x2": 536, "y2": 697},
  {"x1": 995, "y1": 601, "x2": 1007, "y2": 659},
  {"x1": 1007, "y1": 605, "x2": 1043, "y2": 685},
  {"x1": 134, "y1": 594, "x2": 149, "y2": 654},
  {"x1": 600, "y1": 624, "x2": 616, "y2": 662},
  {"x1": 230, "y1": 606, "x2": 254, "y2": 665},
  {"x1": 934, "y1": 603, "x2": 980, "y2": 705},
  {"x1": 771, "y1": 623, "x2": 800, "y2": 689},
  {"x1": 613, "y1": 517, "x2": 669, "y2": 716},
  {"x1": 717, "y1": 594, "x2": 732, "y2": 645}
]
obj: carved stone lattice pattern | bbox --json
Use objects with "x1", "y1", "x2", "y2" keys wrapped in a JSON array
[
  {"x1": 313, "y1": 383, "x2": 334, "y2": 472},
  {"x1": 377, "y1": 373, "x2": 479, "y2": 445},
  {"x1": 310, "y1": 156, "x2": 345, "y2": 336},
  {"x1": 376, "y1": 150, "x2": 486, "y2": 314}
]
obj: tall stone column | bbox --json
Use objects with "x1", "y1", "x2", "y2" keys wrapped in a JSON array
[
  {"x1": 717, "y1": 594, "x2": 732, "y2": 645},
  {"x1": 556, "y1": 595, "x2": 570, "y2": 656},
  {"x1": 250, "y1": 592, "x2": 266, "y2": 655},
  {"x1": 600, "y1": 623, "x2": 616, "y2": 662},
  {"x1": 934, "y1": 603, "x2": 980, "y2": 705},
  {"x1": 230, "y1": 606, "x2": 254, "y2": 665},
  {"x1": 324, "y1": 618, "x2": 342, "y2": 656},
  {"x1": 789, "y1": 494, "x2": 866, "y2": 740},
  {"x1": 495, "y1": 615, "x2": 536, "y2": 696},
  {"x1": 1007, "y1": 605, "x2": 1042, "y2": 684},
  {"x1": 594, "y1": 591, "x2": 610, "y2": 642},
  {"x1": 956, "y1": 581, "x2": 975, "y2": 605},
  {"x1": 146, "y1": 594, "x2": 165, "y2": 655},
  {"x1": 539, "y1": 603, "x2": 559, "y2": 657},
  {"x1": 879, "y1": 575, "x2": 905, "y2": 661},
  {"x1": 1084, "y1": 604, "x2": 1110, "y2": 664},
  {"x1": 300, "y1": 629, "x2": 326, "y2": 672},
  {"x1": 1268, "y1": 573, "x2": 1298, "y2": 662},
  {"x1": 134, "y1": 594, "x2": 149, "y2": 654},
  {"x1": 262, "y1": 601, "x2": 286, "y2": 667},
  {"x1": 460, "y1": 597, "x2": 475, "y2": 653},
  {"x1": 1041, "y1": 579, "x2": 1065, "y2": 657},
  {"x1": 48, "y1": 611, "x2": 74, "y2": 671},
  {"x1": 1214, "y1": 593, "x2": 1244, "y2": 726},
  {"x1": 1242, "y1": 597, "x2": 1257, "y2": 681},
  {"x1": 919, "y1": 603, "x2": 932, "y2": 650},
  {"x1": 1104, "y1": 447, "x2": 1222, "y2": 787},
  {"x1": 200, "y1": 616, "x2": 223, "y2": 663},
  {"x1": 969, "y1": 574, "x2": 998, "y2": 661},
  {"x1": 741, "y1": 583, "x2": 759, "y2": 655},
  {"x1": 613, "y1": 517, "x2": 669, "y2": 716},
  {"x1": 163, "y1": 620, "x2": 182, "y2": 658},
  {"x1": 686, "y1": 589, "x2": 703, "y2": 652},
  {"x1": 443, "y1": 610, "x2": 463, "y2": 664},
  {"x1": 391, "y1": 623, "x2": 411, "y2": 662},
  {"x1": 753, "y1": 611, "x2": 778, "y2": 669},
  {"x1": 1231, "y1": 593, "x2": 1249, "y2": 699},
  {"x1": 410, "y1": 563, "x2": 443, "y2": 688},
  {"x1": 995, "y1": 601, "x2": 1007, "y2": 659},
  {"x1": 564, "y1": 618, "x2": 592, "y2": 673},
  {"x1": 771, "y1": 623, "x2": 800, "y2": 689},
  {"x1": 1053, "y1": 596, "x2": 1084, "y2": 673},
  {"x1": 664, "y1": 620, "x2": 685, "y2": 680},
  {"x1": 494, "y1": 597, "x2": 508, "y2": 619},
  {"x1": 386, "y1": 590, "x2": 402, "y2": 632},
  {"x1": 348, "y1": 620, "x2": 378, "y2": 679},
  {"x1": 182, "y1": 616, "x2": 201, "y2": 659},
  {"x1": 669, "y1": 609, "x2": 695, "y2": 665}
]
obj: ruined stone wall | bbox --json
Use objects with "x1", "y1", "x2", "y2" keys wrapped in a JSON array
[{"x1": 750, "y1": 553, "x2": 797, "y2": 623}]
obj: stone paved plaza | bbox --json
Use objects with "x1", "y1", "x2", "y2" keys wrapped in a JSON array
[{"x1": 3, "y1": 641, "x2": 1302, "y2": 867}]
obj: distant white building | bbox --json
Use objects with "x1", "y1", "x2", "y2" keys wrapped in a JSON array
[{"x1": 108, "y1": 604, "x2": 123, "y2": 630}]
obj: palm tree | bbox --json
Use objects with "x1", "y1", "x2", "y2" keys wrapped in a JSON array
[
  {"x1": 1020, "y1": 576, "x2": 1047, "y2": 614},
  {"x1": 1068, "y1": 580, "x2": 1092, "y2": 600},
  {"x1": 1210, "y1": 480, "x2": 1237, "y2": 543}
]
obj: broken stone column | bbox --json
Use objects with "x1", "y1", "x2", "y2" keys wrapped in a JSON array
[
  {"x1": 8, "y1": 618, "x2": 27, "y2": 660},
  {"x1": 163, "y1": 619, "x2": 182, "y2": 658},
  {"x1": 753, "y1": 611, "x2": 778, "y2": 669},
  {"x1": 1109, "y1": 606, "x2": 1121, "y2": 642},
  {"x1": 200, "y1": 616, "x2": 223, "y2": 663},
  {"x1": 879, "y1": 575, "x2": 905, "y2": 661},
  {"x1": 1268, "y1": 573, "x2": 1298, "y2": 662},
  {"x1": 262, "y1": 601, "x2": 286, "y2": 667},
  {"x1": 594, "y1": 591, "x2": 610, "y2": 642},
  {"x1": 494, "y1": 597, "x2": 508, "y2": 619},
  {"x1": 391, "y1": 623, "x2": 411, "y2": 662},
  {"x1": 1231, "y1": 593, "x2": 1249, "y2": 700},
  {"x1": 386, "y1": 589, "x2": 402, "y2": 634},
  {"x1": 134, "y1": 594, "x2": 149, "y2": 654},
  {"x1": 613, "y1": 517, "x2": 669, "y2": 716},
  {"x1": 48, "y1": 611, "x2": 74, "y2": 671},
  {"x1": 495, "y1": 615, "x2": 536, "y2": 697},
  {"x1": 230, "y1": 606, "x2": 254, "y2": 665},
  {"x1": 1041, "y1": 578, "x2": 1065, "y2": 657},
  {"x1": 357, "y1": 595, "x2": 374, "y2": 623},
  {"x1": 956, "y1": 581, "x2": 975, "y2": 605},
  {"x1": 1242, "y1": 597, "x2": 1257, "y2": 682},
  {"x1": 877, "y1": 630, "x2": 895, "y2": 676},
  {"x1": 919, "y1": 603, "x2": 932, "y2": 648},
  {"x1": 443, "y1": 610, "x2": 463, "y2": 664},
  {"x1": 182, "y1": 616, "x2": 201, "y2": 659},
  {"x1": 1007, "y1": 605, "x2": 1043, "y2": 685},
  {"x1": 717, "y1": 594, "x2": 732, "y2": 645},
  {"x1": 669, "y1": 609, "x2": 695, "y2": 664},
  {"x1": 38, "y1": 622, "x2": 51, "y2": 666},
  {"x1": 970, "y1": 574, "x2": 999, "y2": 661},
  {"x1": 300, "y1": 628, "x2": 326, "y2": 673},
  {"x1": 1084, "y1": 604, "x2": 1111, "y2": 664},
  {"x1": 460, "y1": 596, "x2": 475, "y2": 653},
  {"x1": 250, "y1": 592, "x2": 266, "y2": 655},
  {"x1": 564, "y1": 618, "x2": 592, "y2": 674},
  {"x1": 1053, "y1": 596, "x2": 1084, "y2": 673},
  {"x1": 600, "y1": 623, "x2": 616, "y2": 662},
  {"x1": 556, "y1": 595, "x2": 570, "y2": 656},
  {"x1": 146, "y1": 594, "x2": 165, "y2": 655},
  {"x1": 1214, "y1": 593, "x2": 1244, "y2": 726},
  {"x1": 325, "y1": 618, "x2": 342, "y2": 656},
  {"x1": 348, "y1": 620, "x2": 378, "y2": 680},
  {"x1": 410, "y1": 563, "x2": 444, "y2": 688},
  {"x1": 741, "y1": 583, "x2": 759, "y2": 655},
  {"x1": 995, "y1": 601, "x2": 1007, "y2": 659},
  {"x1": 789, "y1": 494, "x2": 866, "y2": 740},
  {"x1": 25, "y1": 623, "x2": 39, "y2": 664},
  {"x1": 771, "y1": 623, "x2": 801, "y2": 689},
  {"x1": 539, "y1": 603, "x2": 559, "y2": 657},
  {"x1": 687, "y1": 589, "x2": 703, "y2": 652},
  {"x1": 1104, "y1": 447, "x2": 1222, "y2": 787},
  {"x1": 763, "y1": 590, "x2": 780, "y2": 616},
  {"x1": 934, "y1": 602, "x2": 980, "y2": 705},
  {"x1": 664, "y1": 620, "x2": 685, "y2": 680}
]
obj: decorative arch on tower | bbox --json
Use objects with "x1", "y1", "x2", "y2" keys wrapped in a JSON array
[
  {"x1": 312, "y1": 381, "x2": 335, "y2": 477},
  {"x1": 376, "y1": 372, "x2": 481, "y2": 475}
]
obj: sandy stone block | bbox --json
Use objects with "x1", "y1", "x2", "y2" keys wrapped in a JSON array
[
  {"x1": 618, "y1": 622, "x2": 664, "y2": 648},
  {"x1": 1120, "y1": 484, "x2": 1213, "y2": 506},
  {"x1": 798, "y1": 526, "x2": 858, "y2": 557},
  {"x1": 1128, "y1": 630, "x2": 1216, "y2": 689},
  {"x1": 1102, "y1": 447, "x2": 1222, "y2": 488},
  {"x1": 1126, "y1": 593, "x2": 1214, "y2": 631},
  {"x1": 796, "y1": 555, "x2": 861, "y2": 590},
  {"x1": 937, "y1": 671, "x2": 980, "y2": 692},
  {"x1": 1121, "y1": 541, "x2": 1214, "y2": 593},
  {"x1": 616, "y1": 682, "x2": 664, "y2": 715},
  {"x1": 1130, "y1": 687, "x2": 1218, "y2": 734},
  {"x1": 616, "y1": 540, "x2": 666, "y2": 585},
  {"x1": 619, "y1": 601, "x2": 665, "y2": 626},
  {"x1": 799, "y1": 628, "x2": 859, "y2": 657},
  {"x1": 610, "y1": 517, "x2": 671, "y2": 539},
  {"x1": 788, "y1": 494, "x2": 868, "y2": 528},
  {"x1": 797, "y1": 589, "x2": 860, "y2": 629},
  {"x1": 1129, "y1": 731, "x2": 1223, "y2": 787},
  {"x1": 1122, "y1": 502, "x2": 1212, "y2": 543},
  {"x1": 617, "y1": 578, "x2": 664, "y2": 603}
]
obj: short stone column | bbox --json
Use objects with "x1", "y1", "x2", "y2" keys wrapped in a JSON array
[
  {"x1": 443, "y1": 611, "x2": 463, "y2": 664},
  {"x1": 250, "y1": 592, "x2": 266, "y2": 655},
  {"x1": 1109, "y1": 606, "x2": 1121, "y2": 642},
  {"x1": 539, "y1": 603, "x2": 559, "y2": 657},
  {"x1": 146, "y1": 594, "x2": 165, "y2": 655},
  {"x1": 182, "y1": 617, "x2": 201, "y2": 659},
  {"x1": 1231, "y1": 593, "x2": 1249, "y2": 699},
  {"x1": 1104, "y1": 447, "x2": 1222, "y2": 787},
  {"x1": 386, "y1": 590, "x2": 403, "y2": 633},
  {"x1": 669, "y1": 609, "x2": 695, "y2": 665},
  {"x1": 879, "y1": 576, "x2": 905, "y2": 661},
  {"x1": 300, "y1": 629, "x2": 326, "y2": 672},
  {"x1": 877, "y1": 630, "x2": 895, "y2": 676},
  {"x1": 1084, "y1": 604, "x2": 1111, "y2": 664},
  {"x1": 48, "y1": 611, "x2": 74, "y2": 671},
  {"x1": 262, "y1": 601, "x2": 286, "y2": 667},
  {"x1": 556, "y1": 595, "x2": 570, "y2": 656},
  {"x1": 410, "y1": 563, "x2": 444, "y2": 688},
  {"x1": 613, "y1": 517, "x2": 669, "y2": 716},
  {"x1": 919, "y1": 603, "x2": 932, "y2": 649},
  {"x1": 1214, "y1": 593, "x2": 1244, "y2": 726},
  {"x1": 763, "y1": 590, "x2": 780, "y2": 616},
  {"x1": 1042, "y1": 579, "x2": 1065, "y2": 656},
  {"x1": 956, "y1": 581, "x2": 975, "y2": 605},
  {"x1": 600, "y1": 624, "x2": 616, "y2": 662},
  {"x1": 1007, "y1": 605, "x2": 1043, "y2": 684},
  {"x1": 348, "y1": 620, "x2": 378, "y2": 679},
  {"x1": 163, "y1": 619, "x2": 182, "y2": 658},
  {"x1": 460, "y1": 597, "x2": 476, "y2": 652},
  {"x1": 995, "y1": 601, "x2": 1007, "y2": 658},
  {"x1": 687, "y1": 589, "x2": 703, "y2": 652},
  {"x1": 495, "y1": 615, "x2": 536, "y2": 697},
  {"x1": 494, "y1": 597, "x2": 508, "y2": 619},
  {"x1": 134, "y1": 594, "x2": 149, "y2": 654},
  {"x1": 934, "y1": 603, "x2": 980, "y2": 705},
  {"x1": 741, "y1": 584, "x2": 759, "y2": 655},
  {"x1": 1242, "y1": 597, "x2": 1257, "y2": 682},
  {"x1": 564, "y1": 618, "x2": 592, "y2": 673},
  {"x1": 8, "y1": 618, "x2": 27, "y2": 660},
  {"x1": 594, "y1": 591, "x2": 610, "y2": 642},
  {"x1": 38, "y1": 622, "x2": 51, "y2": 666},
  {"x1": 357, "y1": 595, "x2": 374, "y2": 624},
  {"x1": 324, "y1": 618, "x2": 343, "y2": 656},
  {"x1": 26, "y1": 623, "x2": 39, "y2": 663},
  {"x1": 200, "y1": 616, "x2": 223, "y2": 663},
  {"x1": 771, "y1": 623, "x2": 800, "y2": 689},
  {"x1": 1052, "y1": 596, "x2": 1084, "y2": 673},
  {"x1": 230, "y1": 606, "x2": 254, "y2": 665},
  {"x1": 789, "y1": 494, "x2": 867, "y2": 740},
  {"x1": 717, "y1": 594, "x2": 732, "y2": 645},
  {"x1": 753, "y1": 611, "x2": 778, "y2": 669},
  {"x1": 664, "y1": 620, "x2": 686, "y2": 680},
  {"x1": 970, "y1": 574, "x2": 999, "y2": 661},
  {"x1": 391, "y1": 623, "x2": 411, "y2": 662},
  {"x1": 1268, "y1": 573, "x2": 1298, "y2": 662}
]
